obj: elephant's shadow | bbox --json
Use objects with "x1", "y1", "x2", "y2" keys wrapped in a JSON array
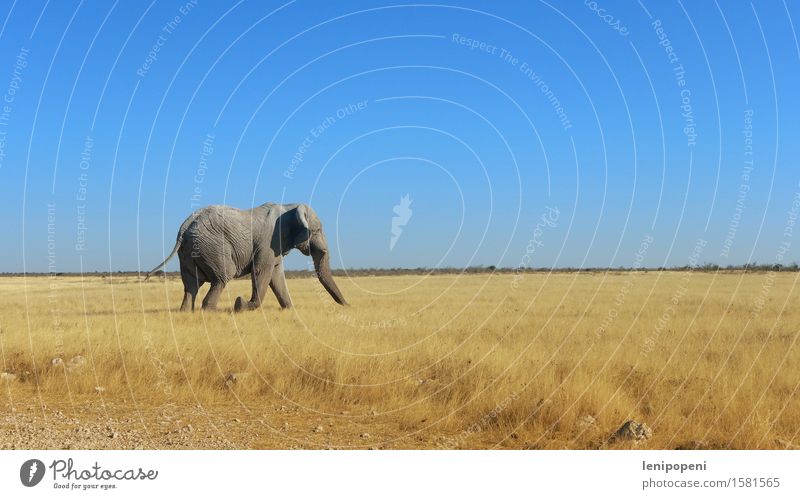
[{"x1": 80, "y1": 308, "x2": 235, "y2": 316}]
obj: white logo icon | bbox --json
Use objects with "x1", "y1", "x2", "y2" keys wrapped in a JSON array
[{"x1": 390, "y1": 194, "x2": 413, "y2": 251}]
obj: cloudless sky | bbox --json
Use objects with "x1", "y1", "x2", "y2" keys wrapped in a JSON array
[{"x1": 0, "y1": 0, "x2": 798, "y2": 272}]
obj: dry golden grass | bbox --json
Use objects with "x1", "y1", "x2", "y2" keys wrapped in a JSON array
[{"x1": 0, "y1": 271, "x2": 798, "y2": 449}]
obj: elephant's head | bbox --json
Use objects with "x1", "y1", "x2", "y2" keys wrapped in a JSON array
[{"x1": 281, "y1": 204, "x2": 347, "y2": 305}]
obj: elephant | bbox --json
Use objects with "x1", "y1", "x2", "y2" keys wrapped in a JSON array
[{"x1": 144, "y1": 202, "x2": 347, "y2": 312}]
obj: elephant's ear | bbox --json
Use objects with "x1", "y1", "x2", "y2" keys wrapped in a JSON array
[{"x1": 292, "y1": 204, "x2": 312, "y2": 250}]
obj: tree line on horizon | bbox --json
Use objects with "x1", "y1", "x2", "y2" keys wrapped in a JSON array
[{"x1": 3, "y1": 261, "x2": 798, "y2": 278}]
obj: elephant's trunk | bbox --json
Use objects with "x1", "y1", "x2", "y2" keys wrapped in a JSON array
[{"x1": 312, "y1": 248, "x2": 347, "y2": 305}]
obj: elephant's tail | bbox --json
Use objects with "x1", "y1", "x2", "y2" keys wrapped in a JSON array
[
  {"x1": 143, "y1": 210, "x2": 202, "y2": 281},
  {"x1": 143, "y1": 239, "x2": 181, "y2": 281}
]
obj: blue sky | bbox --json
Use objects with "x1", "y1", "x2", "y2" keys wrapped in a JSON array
[{"x1": 0, "y1": 0, "x2": 798, "y2": 272}]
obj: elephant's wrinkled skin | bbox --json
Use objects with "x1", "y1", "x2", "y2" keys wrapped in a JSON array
[{"x1": 145, "y1": 203, "x2": 347, "y2": 312}]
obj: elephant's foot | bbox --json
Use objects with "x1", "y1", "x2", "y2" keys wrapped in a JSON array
[
  {"x1": 180, "y1": 291, "x2": 196, "y2": 312},
  {"x1": 234, "y1": 296, "x2": 258, "y2": 312}
]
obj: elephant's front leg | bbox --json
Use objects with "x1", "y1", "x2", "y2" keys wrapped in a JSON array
[
  {"x1": 269, "y1": 260, "x2": 293, "y2": 309},
  {"x1": 234, "y1": 255, "x2": 274, "y2": 312}
]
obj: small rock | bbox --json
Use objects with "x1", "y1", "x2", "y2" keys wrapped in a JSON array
[
  {"x1": 224, "y1": 372, "x2": 251, "y2": 386},
  {"x1": 359, "y1": 432, "x2": 370, "y2": 438},
  {"x1": 233, "y1": 418, "x2": 241, "y2": 423},
  {"x1": 94, "y1": 386, "x2": 106, "y2": 393},
  {"x1": 611, "y1": 420, "x2": 652, "y2": 443},
  {"x1": 312, "y1": 425, "x2": 323, "y2": 433},
  {"x1": 0, "y1": 372, "x2": 16, "y2": 382}
]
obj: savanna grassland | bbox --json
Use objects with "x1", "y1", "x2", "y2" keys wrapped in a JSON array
[{"x1": 0, "y1": 271, "x2": 798, "y2": 449}]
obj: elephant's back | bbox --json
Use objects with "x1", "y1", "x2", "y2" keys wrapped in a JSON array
[
  {"x1": 192, "y1": 204, "x2": 245, "y2": 219},
  {"x1": 184, "y1": 205, "x2": 254, "y2": 240}
]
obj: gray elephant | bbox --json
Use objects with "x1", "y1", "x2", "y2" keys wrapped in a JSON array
[{"x1": 145, "y1": 202, "x2": 347, "y2": 312}]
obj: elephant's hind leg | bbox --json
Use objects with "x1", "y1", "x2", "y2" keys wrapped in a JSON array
[
  {"x1": 179, "y1": 261, "x2": 203, "y2": 312},
  {"x1": 269, "y1": 263, "x2": 293, "y2": 309},
  {"x1": 180, "y1": 290, "x2": 196, "y2": 312},
  {"x1": 202, "y1": 281, "x2": 226, "y2": 310}
]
